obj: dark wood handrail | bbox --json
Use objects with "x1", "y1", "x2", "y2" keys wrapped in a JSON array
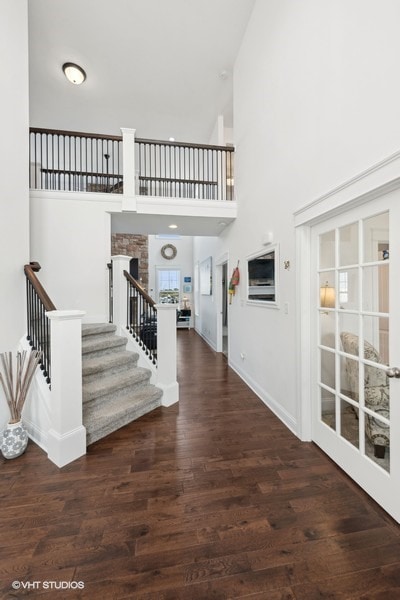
[
  {"x1": 30, "y1": 127, "x2": 233, "y2": 152},
  {"x1": 123, "y1": 271, "x2": 156, "y2": 308},
  {"x1": 41, "y1": 168, "x2": 122, "y2": 178},
  {"x1": 136, "y1": 137, "x2": 235, "y2": 152},
  {"x1": 24, "y1": 262, "x2": 56, "y2": 311},
  {"x1": 30, "y1": 127, "x2": 122, "y2": 142},
  {"x1": 139, "y1": 175, "x2": 217, "y2": 185}
]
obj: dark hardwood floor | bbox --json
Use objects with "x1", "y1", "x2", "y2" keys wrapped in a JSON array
[{"x1": 1, "y1": 330, "x2": 400, "y2": 599}]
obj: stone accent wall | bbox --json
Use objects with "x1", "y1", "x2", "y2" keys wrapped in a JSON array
[{"x1": 111, "y1": 234, "x2": 149, "y2": 289}]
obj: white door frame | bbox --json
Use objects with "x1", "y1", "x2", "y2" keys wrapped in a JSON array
[
  {"x1": 295, "y1": 151, "x2": 400, "y2": 522},
  {"x1": 215, "y1": 252, "x2": 229, "y2": 354},
  {"x1": 295, "y1": 149, "x2": 400, "y2": 442}
]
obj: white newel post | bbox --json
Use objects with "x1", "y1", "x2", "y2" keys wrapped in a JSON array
[
  {"x1": 121, "y1": 127, "x2": 137, "y2": 211},
  {"x1": 111, "y1": 255, "x2": 132, "y2": 335},
  {"x1": 46, "y1": 310, "x2": 86, "y2": 467},
  {"x1": 156, "y1": 304, "x2": 179, "y2": 406}
]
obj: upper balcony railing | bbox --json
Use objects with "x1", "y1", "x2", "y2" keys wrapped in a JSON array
[{"x1": 29, "y1": 127, "x2": 234, "y2": 201}]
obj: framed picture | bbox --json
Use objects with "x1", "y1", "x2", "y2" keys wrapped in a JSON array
[
  {"x1": 183, "y1": 284, "x2": 192, "y2": 293},
  {"x1": 200, "y1": 256, "x2": 212, "y2": 295},
  {"x1": 184, "y1": 276, "x2": 192, "y2": 283}
]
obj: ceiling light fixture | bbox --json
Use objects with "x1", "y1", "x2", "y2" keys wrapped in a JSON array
[
  {"x1": 168, "y1": 224, "x2": 178, "y2": 229},
  {"x1": 62, "y1": 62, "x2": 86, "y2": 85},
  {"x1": 169, "y1": 137, "x2": 175, "y2": 142}
]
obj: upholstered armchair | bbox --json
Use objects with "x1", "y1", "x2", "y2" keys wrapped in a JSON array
[{"x1": 340, "y1": 332, "x2": 390, "y2": 459}]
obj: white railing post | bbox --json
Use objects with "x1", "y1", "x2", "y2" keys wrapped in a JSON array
[
  {"x1": 155, "y1": 304, "x2": 179, "y2": 406},
  {"x1": 111, "y1": 255, "x2": 132, "y2": 335},
  {"x1": 46, "y1": 310, "x2": 86, "y2": 467},
  {"x1": 120, "y1": 127, "x2": 136, "y2": 211}
]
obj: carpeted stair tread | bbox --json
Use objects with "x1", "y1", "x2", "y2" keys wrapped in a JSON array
[
  {"x1": 82, "y1": 323, "x2": 117, "y2": 337},
  {"x1": 80, "y1": 322, "x2": 164, "y2": 446},
  {"x1": 83, "y1": 367, "x2": 151, "y2": 403},
  {"x1": 81, "y1": 333, "x2": 127, "y2": 355},
  {"x1": 82, "y1": 350, "x2": 139, "y2": 378},
  {"x1": 84, "y1": 385, "x2": 163, "y2": 445}
]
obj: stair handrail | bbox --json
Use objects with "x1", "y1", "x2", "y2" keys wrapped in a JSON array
[
  {"x1": 24, "y1": 262, "x2": 56, "y2": 384},
  {"x1": 123, "y1": 270, "x2": 158, "y2": 364}
]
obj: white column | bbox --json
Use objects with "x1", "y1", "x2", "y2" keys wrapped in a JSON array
[
  {"x1": 121, "y1": 127, "x2": 137, "y2": 211},
  {"x1": 46, "y1": 310, "x2": 86, "y2": 467},
  {"x1": 112, "y1": 255, "x2": 132, "y2": 336},
  {"x1": 155, "y1": 303, "x2": 179, "y2": 406}
]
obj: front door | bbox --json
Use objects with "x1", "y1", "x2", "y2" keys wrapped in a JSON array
[{"x1": 311, "y1": 193, "x2": 400, "y2": 522}]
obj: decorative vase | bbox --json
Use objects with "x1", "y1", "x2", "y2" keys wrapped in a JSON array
[{"x1": 1, "y1": 421, "x2": 28, "y2": 459}]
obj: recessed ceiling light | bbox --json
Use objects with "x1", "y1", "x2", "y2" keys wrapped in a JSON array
[
  {"x1": 62, "y1": 62, "x2": 86, "y2": 85},
  {"x1": 169, "y1": 224, "x2": 178, "y2": 229},
  {"x1": 169, "y1": 137, "x2": 175, "y2": 142}
]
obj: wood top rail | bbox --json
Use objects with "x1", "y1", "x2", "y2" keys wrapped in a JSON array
[
  {"x1": 29, "y1": 127, "x2": 234, "y2": 152},
  {"x1": 139, "y1": 175, "x2": 217, "y2": 185},
  {"x1": 123, "y1": 271, "x2": 156, "y2": 308},
  {"x1": 41, "y1": 168, "x2": 122, "y2": 179},
  {"x1": 30, "y1": 127, "x2": 123, "y2": 142},
  {"x1": 136, "y1": 137, "x2": 235, "y2": 152},
  {"x1": 24, "y1": 262, "x2": 56, "y2": 311}
]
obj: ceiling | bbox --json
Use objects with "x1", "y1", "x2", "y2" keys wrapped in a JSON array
[
  {"x1": 28, "y1": 0, "x2": 255, "y2": 143},
  {"x1": 111, "y1": 212, "x2": 235, "y2": 238}
]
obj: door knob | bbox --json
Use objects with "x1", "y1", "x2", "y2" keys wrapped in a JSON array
[{"x1": 386, "y1": 367, "x2": 400, "y2": 378}]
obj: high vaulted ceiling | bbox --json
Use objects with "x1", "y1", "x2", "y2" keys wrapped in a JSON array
[{"x1": 28, "y1": 0, "x2": 255, "y2": 143}]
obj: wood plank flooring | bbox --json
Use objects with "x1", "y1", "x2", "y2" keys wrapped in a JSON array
[{"x1": 1, "y1": 330, "x2": 400, "y2": 599}]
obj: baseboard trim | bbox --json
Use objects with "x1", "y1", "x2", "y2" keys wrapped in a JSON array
[{"x1": 229, "y1": 358, "x2": 298, "y2": 436}]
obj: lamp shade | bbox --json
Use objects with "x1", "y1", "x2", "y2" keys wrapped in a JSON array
[
  {"x1": 62, "y1": 63, "x2": 86, "y2": 85},
  {"x1": 320, "y1": 282, "x2": 335, "y2": 309}
]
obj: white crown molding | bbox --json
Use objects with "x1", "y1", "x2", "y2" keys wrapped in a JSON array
[{"x1": 294, "y1": 148, "x2": 400, "y2": 226}]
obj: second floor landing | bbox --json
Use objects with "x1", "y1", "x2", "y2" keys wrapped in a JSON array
[{"x1": 29, "y1": 127, "x2": 237, "y2": 236}]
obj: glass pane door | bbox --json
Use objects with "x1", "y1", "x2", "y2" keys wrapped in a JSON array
[
  {"x1": 311, "y1": 193, "x2": 400, "y2": 523},
  {"x1": 318, "y1": 212, "x2": 390, "y2": 472}
]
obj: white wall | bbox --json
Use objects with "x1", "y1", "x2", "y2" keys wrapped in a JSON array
[
  {"x1": 0, "y1": 0, "x2": 30, "y2": 427},
  {"x1": 30, "y1": 192, "x2": 120, "y2": 321},
  {"x1": 195, "y1": 0, "x2": 400, "y2": 433},
  {"x1": 193, "y1": 236, "x2": 224, "y2": 350}
]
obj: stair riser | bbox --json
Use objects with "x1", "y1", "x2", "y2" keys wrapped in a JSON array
[
  {"x1": 82, "y1": 324, "x2": 117, "y2": 338},
  {"x1": 83, "y1": 378, "x2": 151, "y2": 407},
  {"x1": 83, "y1": 359, "x2": 139, "y2": 383},
  {"x1": 82, "y1": 342, "x2": 128, "y2": 360},
  {"x1": 85, "y1": 396, "x2": 162, "y2": 445}
]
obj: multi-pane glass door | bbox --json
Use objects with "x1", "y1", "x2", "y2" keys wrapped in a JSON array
[{"x1": 312, "y1": 197, "x2": 400, "y2": 522}]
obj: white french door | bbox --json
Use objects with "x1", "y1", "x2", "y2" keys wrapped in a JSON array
[{"x1": 311, "y1": 192, "x2": 400, "y2": 522}]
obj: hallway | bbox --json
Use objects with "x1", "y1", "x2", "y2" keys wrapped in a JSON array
[{"x1": 1, "y1": 330, "x2": 400, "y2": 598}]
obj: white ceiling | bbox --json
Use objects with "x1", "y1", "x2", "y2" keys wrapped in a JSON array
[
  {"x1": 111, "y1": 211, "x2": 235, "y2": 237},
  {"x1": 28, "y1": 0, "x2": 255, "y2": 143}
]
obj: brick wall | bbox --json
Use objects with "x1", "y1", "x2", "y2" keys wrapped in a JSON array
[{"x1": 111, "y1": 234, "x2": 149, "y2": 289}]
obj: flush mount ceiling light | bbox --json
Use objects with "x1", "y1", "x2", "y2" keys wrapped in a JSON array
[
  {"x1": 168, "y1": 224, "x2": 178, "y2": 229},
  {"x1": 62, "y1": 62, "x2": 86, "y2": 85}
]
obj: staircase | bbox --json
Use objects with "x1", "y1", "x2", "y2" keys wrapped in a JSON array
[{"x1": 81, "y1": 323, "x2": 162, "y2": 445}]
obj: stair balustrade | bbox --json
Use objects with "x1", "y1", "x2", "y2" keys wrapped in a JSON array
[
  {"x1": 24, "y1": 262, "x2": 56, "y2": 385},
  {"x1": 111, "y1": 255, "x2": 179, "y2": 407},
  {"x1": 23, "y1": 262, "x2": 86, "y2": 467},
  {"x1": 124, "y1": 271, "x2": 157, "y2": 365},
  {"x1": 107, "y1": 262, "x2": 113, "y2": 324}
]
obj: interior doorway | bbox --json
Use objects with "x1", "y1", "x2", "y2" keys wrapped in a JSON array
[
  {"x1": 222, "y1": 262, "x2": 228, "y2": 357},
  {"x1": 308, "y1": 195, "x2": 400, "y2": 523}
]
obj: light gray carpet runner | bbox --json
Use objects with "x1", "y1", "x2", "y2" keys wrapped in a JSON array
[{"x1": 82, "y1": 323, "x2": 162, "y2": 445}]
